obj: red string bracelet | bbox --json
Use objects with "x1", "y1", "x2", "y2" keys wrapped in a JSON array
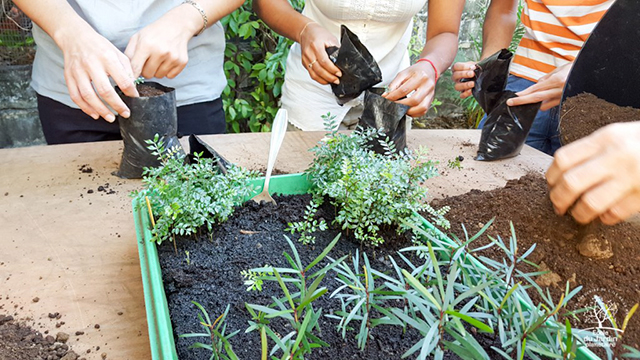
[{"x1": 416, "y1": 58, "x2": 439, "y2": 82}]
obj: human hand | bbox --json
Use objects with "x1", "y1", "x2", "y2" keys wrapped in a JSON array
[
  {"x1": 451, "y1": 61, "x2": 476, "y2": 99},
  {"x1": 507, "y1": 63, "x2": 572, "y2": 111},
  {"x1": 546, "y1": 122, "x2": 640, "y2": 225},
  {"x1": 299, "y1": 22, "x2": 342, "y2": 85},
  {"x1": 125, "y1": 7, "x2": 197, "y2": 80},
  {"x1": 382, "y1": 61, "x2": 437, "y2": 117},
  {"x1": 60, "y1": 29, "x2": 138, "y2": 122}
]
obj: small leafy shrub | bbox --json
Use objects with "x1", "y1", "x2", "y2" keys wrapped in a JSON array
[
  {"x1": 240, "y1": 265, "x2": 272, "y2": 292},
  {"x1": 132, "y1": 135, "x2": 259, "y2": 244},
  {"x1": 292, "y1": 114, "x2": 448, "y2": 246},
  {"x1": 285, "y1": 199, "x2": 327, "y2": 245},
  {"x1": 180, "y1": 302, "x2": 239, "y2": 360}
]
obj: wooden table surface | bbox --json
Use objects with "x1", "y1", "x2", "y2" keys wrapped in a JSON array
[{"x1": 0, "y1": 130, "x2": 552, "y2": 359}]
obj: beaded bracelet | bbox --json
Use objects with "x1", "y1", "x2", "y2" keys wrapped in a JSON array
[
  {"x1": 183, "y1": 0, "x2": 208, "y2": 36},
  {"x1": 417, "y1": 58, "x2": 439, "y2": 82}
]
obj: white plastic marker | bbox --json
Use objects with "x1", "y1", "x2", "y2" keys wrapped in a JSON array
[{"x1": 250, "y1": 108, "x2": 288, "y2": 205}]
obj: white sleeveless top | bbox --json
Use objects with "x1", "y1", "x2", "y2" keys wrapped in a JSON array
[
  {"x1": 31, "y1": 0, "x2": 226, "y2": 108},
  {"x1": 281, "y1": 0, "x2": 427, "y2": 131}
]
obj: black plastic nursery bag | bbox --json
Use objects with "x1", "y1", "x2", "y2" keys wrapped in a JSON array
[
  {"x1": 358, "y1": 88, "x2": 410, "y2": 155},
  {"x1": 471, "y1": 49, "x2": 541, "y2": 161},
  {"x1": 327, "y1": 25, "x2": 383, "y2": 105},
  {"x1": 116, "y1": 82, "x2": 184, "y2": 179}
]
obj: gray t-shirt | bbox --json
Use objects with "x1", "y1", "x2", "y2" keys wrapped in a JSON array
[{"x1": 31, "y1": 0, "x2": 226, "y2": 108}]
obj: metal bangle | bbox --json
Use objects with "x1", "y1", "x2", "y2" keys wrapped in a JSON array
[{"x1": 183, "y1": 0, "x2": 208, "y2": 36}]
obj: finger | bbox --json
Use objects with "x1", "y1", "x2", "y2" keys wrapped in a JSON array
[
  {"x1": 454, "y1": 80, "x2": 475, "y2": 92},
  {"x1": 507, "y1": 89, "x2": 557, "y2": 107},
  {"x1": 397, "y1": 83, "x2": 429, "y2": 108},
  {"x1": 539, "y1": 97, "x2": 561, "y2": 111},
  {"x1": 316, "y1": 47, "x2": 341, "y2": 77},
  {"x1": 546, "y1": 138, "x2": 602, "y2": 186},
  {"x1": 460, "y1": 89, "x2": 473, "y2": 99},
  {"x1": 106, "y1": 54, "x2": 138, "y2": 102},
  {"x1": 569, "y1": 178, "x2": 630, "y2": 224},
  {"x1": 65, "y1": 72, "x2": 100, "y2": 120},
  {"x1": 128, "y1": 44, "x2": 151, "y2": 80},
  {"x1": 385, "y1": 76, "x2": 427, "y2": 102},
  {"x1": 452, "y1": 70, "x2": 476, "y2": 83},
  {"x1": 312, "y1": 57, "x2": 340, "y2": 85},
  {"x1": 600, "y1": 191, "x2": 640, "y2": 225},
  {"x1": 76, "y1": 73, "x2": 115, "y2": 122},
  {"x1": 166, "y1": 54, "x2": 188, "y2": 79},
  {"x1": 124, "y1": 36, "x2": 141, "y2": 77},
  {"x1": 87, "y1": 68, "x2": 128, "y2": 121},
  {"x1": 452, "y1": 62, "x2": 475, "y2": 71},
  {"x1": 549, "y1": 154, "x2": 613, "y2": 215}
]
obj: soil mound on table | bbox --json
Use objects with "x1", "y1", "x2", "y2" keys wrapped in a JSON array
[
  {"x1": 0, "y1": 314, "x2": 80, "y2": 360},
  {"x1": 431, "y1": 173, "x2": 640, "y2": 353},
  {"x1": 560, "y1": 93, "x2": 640, "y2": 144}
]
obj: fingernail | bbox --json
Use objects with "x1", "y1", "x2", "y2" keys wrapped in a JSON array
[
  {"x1": 333, "y1": 79, "x2": 340, "y2": 85},
  {"x1": 91, "y1": 114, "x2": 99, "y2": 120},
  {"x1": 506, "y1": 99, "x2": 514, "y2": 106},
  {"x1": 336, "y1": 71, "x2": 342, "y2": 77},
  {"x1": 106, "y1": 114, "x2": 115, "y2": 122},
  {"x1": 121, "y1": 110, "x2": 131, "y2": 118}
]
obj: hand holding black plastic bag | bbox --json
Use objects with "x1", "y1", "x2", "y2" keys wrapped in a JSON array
[
  {"x1": 358, "y1": 88, "x2": 410, "y2": 154},
  {"x1": 116, "y1": 82, "x2": 184, "y2": 179},
  {"x1": 471, "y1": 49, "x2": 541, "y2": 161},
  {"x1": 327, "y1": 25, "x2": 383, "y2": 105}
]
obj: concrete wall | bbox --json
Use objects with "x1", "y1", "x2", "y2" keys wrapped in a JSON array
[{"x1": 0, "y1": 64, "x2": 45, "y2": 148}]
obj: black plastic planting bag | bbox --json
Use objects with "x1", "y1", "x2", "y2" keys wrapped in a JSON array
[
  {"x1": 115, "y1": 82, "x2": 184, "y2": 179},
  {"x1": 327, "y1": 25, "x2": 382, "y2": 105},
  {"x1": 471, "y1": 49, "x2": 541, "y2": 161},
  {"x1": 477, "y1": 91, "x2": 541, "y2": 161},
  {"x1": 358, "y1": 88, "x2": 410, "y2": 155},
  {"x1": 188, "y1": 135, "x2": 230, "y2": 174}
]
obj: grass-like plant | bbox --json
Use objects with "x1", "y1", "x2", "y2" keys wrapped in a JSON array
[
  {"x1": 179, "y1": 302, "x2": 239, "y2": 360},
  {"x1": 133, "y1": 135, "x2": 259, "y2": 244},
  {"x1": 289, "y1": 114, "x2": 448, "y2": 247},
  {"x1": 244, "y1": 235, "x2": 347, "y2": 359}
]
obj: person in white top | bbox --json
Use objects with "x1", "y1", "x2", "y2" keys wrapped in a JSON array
[
  {"x1": 254, "y1": 0, "x2": 465, "y2": 131},
  {"x1": 13, "y1": 0, "x2": 244, "y2": 144}
]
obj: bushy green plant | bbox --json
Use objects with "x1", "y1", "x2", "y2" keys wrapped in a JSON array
[
  {"x1": 132, "y1": 135, "x2": 259, "y2": 244},
  {"x1": 220, "y1": 0, "x2": 304, "y2": 133},
  {"x1": 285, "y1": 199, "x2": 327, "y2": 245},
  {"x1": 241, "y1": 265, "x2": 272, "y2": 292},
  {"x1": 180, "y1": 302, "x2": 240, "y2": 360},
  {"x1": 244, "y1": 235, "x2": 347, "y2": 360},
  {"x1": 292, "y1": 114, "x2": 448, "y2": 246}
]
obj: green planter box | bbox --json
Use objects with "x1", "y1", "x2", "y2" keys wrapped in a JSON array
[{"x1": 133, "y1": 173, "x2": 600, "y2": 360}]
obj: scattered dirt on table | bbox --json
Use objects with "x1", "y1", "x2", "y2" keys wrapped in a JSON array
[
  {"x1": 137, "y1": 84, "x2": 166, "y2": 97},
  {"x1": 0, "y1": 314, "x2": 83, "y2": 360},
  {"x1": 159, "y1": 195, "x2": 515, "y2": 360},
  {"x1": 560, "y1": 93, "x2": 640, "y2": 145},
  {"x1": 430, "y1": 173, "x2": 640, "y2": 354},
  {"x1": 256, "y1": 167, "x2": 289, "y2": 176},
  {"x1": 78, "y1": 164, "x2": 93, "y2": 174}
]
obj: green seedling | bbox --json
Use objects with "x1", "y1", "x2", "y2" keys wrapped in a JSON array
[
  {"x1": 240, "y1": 265, "x2": 272, "y2": 292},
  {"x1": 180, "y1": 302, "x2": 239, "y2": 360}
]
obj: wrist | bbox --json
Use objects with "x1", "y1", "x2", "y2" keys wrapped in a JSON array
[
  {"x1": 416, "y1": 58, "x2": 439, "y2": 82},
  {"x1": 297, "y1": 20, "x2": 317, "y2": 44},
  {"x1": 179, "y1": 1, "x2": 208, "y2": 37}
]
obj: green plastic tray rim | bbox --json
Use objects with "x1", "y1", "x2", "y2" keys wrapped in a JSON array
[{"x1": 133, "y1": 173, "x2": 600, "y2": 360}]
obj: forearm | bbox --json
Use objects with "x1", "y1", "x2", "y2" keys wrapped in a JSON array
[
  {"x1": 176, "y1": 0, "x2": 245, "y2": 37},
  {"x1": 254, "y1": 0, "x2": 310, "y2": 43},
  {"x1": 480, "y1": 0, "x2": 519, "y2": 59},
  {"x1": 13, "y1": 0, "x2": 96, "y2": 48},
  {"x1": 419, "y1": 33, "x2": 460, "y2": 77}
]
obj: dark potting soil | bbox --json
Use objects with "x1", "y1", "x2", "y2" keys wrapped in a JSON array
[
  {"x1": 430, "y1": 174, "x2": 640, "y2": 353},
  {"x1": 159, "y1": 195, "x2": 513, "y2": 360},
  {"x1": 137, "y1": 84, "x2": 166, "y2": 97},
  {"x1": 560, "y1": 93, "x2": 640, "y2": 145},
  {"x1": 0, "y1": 314, "x2": 81, "y2": 360}
]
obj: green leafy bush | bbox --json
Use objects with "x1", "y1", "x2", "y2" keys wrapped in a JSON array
[
  {"x1": 132, "y1": 135, "x2": 259, "y2": 244},
  {"x1": 291, "y1": 114, "x2": 448, "y2": 246},
  {"x1": 220, "y1": 0, "x2": 304, "y2": 133}
]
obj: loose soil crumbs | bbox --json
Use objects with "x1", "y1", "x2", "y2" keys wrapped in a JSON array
[
  {"x1": 560, "y1": 93, "x2": 640, "y2": 144},
  {"x1": 0, "y1": 315, "x2": 81, "y2": 360},
  {"x1": 430, "y1": 173, "x2": 640, "y2": 353}
]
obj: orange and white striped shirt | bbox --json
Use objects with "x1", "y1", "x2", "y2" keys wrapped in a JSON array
[{"x1": 510, "y1": 0, "x2": 614, "y2": 82}]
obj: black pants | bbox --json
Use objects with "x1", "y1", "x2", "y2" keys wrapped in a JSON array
[{"x1": 37, "y1": 94, "x2": 226, "y2": 145}]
